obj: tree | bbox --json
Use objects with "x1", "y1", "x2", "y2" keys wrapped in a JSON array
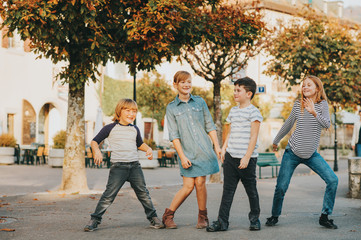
[
  {"x1": 182, "y1": 3, "x2": 266, "y2": 182},
  {"x1": 182, "y1": 3, "x2": 266, "y2": 143},
  {"x1": 0, "y1": 0, "x2": 207, "y2": 192},
  {"x1": 265, "y1": 9, "x2": 361, "y2": 108},
  {"x1": 136, "y1": 71, "x2": 174, "y2": 133}
]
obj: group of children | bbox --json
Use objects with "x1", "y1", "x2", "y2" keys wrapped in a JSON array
[{"x1": 84, "y1": 71, "x2": 338, "y2": 232}]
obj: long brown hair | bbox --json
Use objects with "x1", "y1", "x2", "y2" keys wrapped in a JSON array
[
  {"x1": 112, "y1": 99, "x2": 138, "y2": 122},
  {"x1": 301, "y1": 75, "x2": 327, "y2": 112}
]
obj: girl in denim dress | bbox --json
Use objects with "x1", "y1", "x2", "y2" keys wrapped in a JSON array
[{"x1": 162, "y1": 71, "x2": 221, "y2": 229}]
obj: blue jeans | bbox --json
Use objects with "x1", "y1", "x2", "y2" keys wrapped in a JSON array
[
  {"x1": 218, "y1": 152, "x2": 260, "y2": 229},
  {"x1": 356, "y1": 143, "x2": 361, "y2": 157},
  {"x1": 91, "y1": 161, "x2": 157, "y2": 222},
  {"x1": 271, "y1": 148, "x2": 338, "y2": 217}
]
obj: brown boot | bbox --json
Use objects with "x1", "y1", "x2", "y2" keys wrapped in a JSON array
[
  {"x1": 196, "y1": 209, "x2": 209, "y2": 229},
  {"x1": 162, "y1": 208, "x2": 177, "y2": 229}
]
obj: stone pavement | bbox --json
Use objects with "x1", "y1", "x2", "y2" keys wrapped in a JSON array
[{"x1": 0, "y1": 159, "x2": 360, "y2": 240}]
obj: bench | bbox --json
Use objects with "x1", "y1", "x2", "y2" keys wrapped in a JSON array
[{"x1": 257, "y1": 153, "x2": 281, "y2": 179}]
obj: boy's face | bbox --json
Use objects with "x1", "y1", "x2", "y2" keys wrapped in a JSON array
[
  {"x1": 119, "y1": 108, "x2": 137, "y2": 125},
  {"x1": 234, "y1": 85, "x2": 252, "y2": 103},
  {"x1": 174, "y1": 77, "x2": 192, "y2": 95}
]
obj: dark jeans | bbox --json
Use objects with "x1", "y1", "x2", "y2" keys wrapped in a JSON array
[
  {"x1": 91, "y1": 161, "x2": 157, "y2": 222},
  {"x1": 271, "y1": 148, "x2": 338, "y2": 217},
  {"x1": 218, "y1": 152, "x2": 260, "y2": 229}
]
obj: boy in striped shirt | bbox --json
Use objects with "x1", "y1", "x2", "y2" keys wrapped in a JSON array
[{"x1": 207, "y1": 77, "x2": 263, "y2": 232}]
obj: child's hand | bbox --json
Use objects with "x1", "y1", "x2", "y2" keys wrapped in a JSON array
[
  {"x1": 238, "y1": 157, "x2": 250, "y2": 169},
  {"x1": 94, "y1": 151, "x2": 103, "y2": 166},
  {"x1": 303, "y1": 98, "x2": 316, "y2": 116},
  {"x1": 181, "y1": 157, "x2": 192, "y2": 169},
  {"x1": 146, "y1": 148, "x2": 153, "y2": 160},
  {"x1": 220, "y1": 148, "x2": 227, "y2": 163},
  {"x1": 214, "y1": 145, "x2": 221, "y2": 160},
  {"x1": 273, "y1": 144, "x2": 278, "y2": 152}
]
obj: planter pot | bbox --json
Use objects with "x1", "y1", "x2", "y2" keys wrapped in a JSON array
[
  {"x1": 48, "y1": 149, "x2": 64, "y2": 168},
  {"x1": 138, "y1": 150, "x2": 158, "y2": 169},
  {"x1": 0, "y1": 147, "x2": 15, "y2": 165}
]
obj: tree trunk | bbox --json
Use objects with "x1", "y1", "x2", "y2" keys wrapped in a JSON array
[
  {"x1": 209, "y1": 80, "x2": 222, "y2": 183},
  {"x1": 60, "y1": 81, "x2": 89, "y2": 193}
]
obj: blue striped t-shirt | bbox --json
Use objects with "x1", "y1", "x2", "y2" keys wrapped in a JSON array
[{"x1": 226, "y1": 104, "x2": 263, "y2": 158}]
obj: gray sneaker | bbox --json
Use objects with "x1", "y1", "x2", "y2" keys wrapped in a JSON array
[
  {"x1": 84, "y1": 219, "x2": 100, "y2": 232},
  {"x1": 149, "y1": 217, "x2": 165, "y2": 229}
]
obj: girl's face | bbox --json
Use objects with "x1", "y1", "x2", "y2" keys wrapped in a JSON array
[
  {"x1": 119, "y1": 108, "x2": 137, "y2": 125},
  {"x1": 302, "y1": 78, "x2": 318, "y2": 99},
  {"x1": 174, "y1": 77, "x2": 192, "y2": 95}
]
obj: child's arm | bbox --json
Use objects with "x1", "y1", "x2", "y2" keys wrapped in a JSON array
[
  {"x1": 221, "y1": 124, "x2": 231, "y2": 163},
  {"x1": 208, "y1": 130, "x2": 221, "y2": 160},
  {"x1": 138, "y1": 143, "x2": 153, "y2": 160},
  {"x1": 239, "y1": 120, "x2": 261, "y2": 169},
  {"x1": 172, "y1": 138, "x2": 192, "y2": 169},
  {"x1": 91, "y1": 140, "x2": 103, "y2": 166}
]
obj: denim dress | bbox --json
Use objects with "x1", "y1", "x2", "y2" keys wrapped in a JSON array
[{"x1": 166, "y1": 94, "x2": 219, "y2": 177}]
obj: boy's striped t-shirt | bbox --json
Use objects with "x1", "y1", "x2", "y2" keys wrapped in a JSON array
[{"x1": 226, "y1": 104, "x2": 263, "y2": 158}]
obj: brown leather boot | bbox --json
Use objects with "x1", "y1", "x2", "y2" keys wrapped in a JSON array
[
  {"x1": 196, "y1": 209, "x2": 209, "y2": 229},
  {"x1": 162, "y1": 208, "x2": 177, "y2": 229}
]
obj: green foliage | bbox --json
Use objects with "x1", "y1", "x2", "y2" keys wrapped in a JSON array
[
  {"x1": 280, "y1": 97, "x2": 295, "y2": 121},
  {"x1": 53, "y1": 130, "x2": 66, "y2": 149},
  {"x1": 143, "y1": 138, "x2": 156, "y2": 150},
  {"x1": 136, "y1": 71, "x2": 174, "y2": 130},
  {"x1": 265, "y1": 8, "x2": 361, "y2": 107},
  {"x1": 252, "y1": 95, "x2": 271, "y2": 121},
  {"x1": 182, "y1": 3, "x2": 266, "y2": 139},
  {"x1": 0, "y1": 134, "x2": 17, "y2": 147},
  {"x1": 192, "y1": 86, "x2": 213, "y2": 110},
  {"x1": 101, "y1": 76, "x2": 132, "y2": 116}
]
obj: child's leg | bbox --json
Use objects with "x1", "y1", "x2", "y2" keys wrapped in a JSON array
[
  {"x1": 90, "y1": 163, "x2": 128, "y2": 221},
  {"x1": 128, "y1": 162, "x2": 157, "y2": 220},
  {"x1": 271, "y1": 149, "x2": 300, "y2": 217},
  {"x1": 168, "y1": 177, "x2": 195, "y2": 211},
  {"x1": 217, "y1": 152, "x2": 240, "y2": 230},
  {"x1": 194, "y1": 176, "x2": 207, "y2": 210},
  {"x1": 303, "y1": 152, "x2": 338, "y2": 215},
  {"x1": 239, "y1": 157, "x2": 260, "y2": 223}
]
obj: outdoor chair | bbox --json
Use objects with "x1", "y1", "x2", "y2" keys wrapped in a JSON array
[
  {"x1": 157, "y1": 149, "x2": 166, "y2": 167},
  {"x1": 14, "y1": 144, "x2": 21, "y2": 164},
  {"x1": 35, "y1": 146, "x2": 45, "y2": 165},
  {"x1": 165, "y1": 151, "x2": 176, "y2": 168}
]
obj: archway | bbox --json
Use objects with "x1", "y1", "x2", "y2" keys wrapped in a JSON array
[
  {"x1": 22, "y1": 100, "x2": 36, "y2": 145},
  {"x1": 48, "y1": 107, "x2": 61, "y2": 147},
  {"x1": 38, "y1": 103, "x2": 56, "y2": 146}
]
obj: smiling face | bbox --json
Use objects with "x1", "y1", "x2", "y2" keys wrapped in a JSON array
[
  {"x1": 174, "y1": 76, "x2": 192, "y2": 96},
  {"x1": 302, "y1": 78, "x2": 318, "y2": 99},
  {"x1": 119, "y1": 108, "x2": 137, "y2": 125},
  {"x1": 234, "y1": 85, "x2": 252, "y2": 104}
]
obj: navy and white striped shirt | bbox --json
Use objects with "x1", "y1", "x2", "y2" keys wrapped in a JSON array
[
  {"x1": 273, "y1": 100, "x2": 330, "y2": 159},
  {"x1": 226, "y1": 104, "x2": 263, "y2": 158},
  {"x1": 93, "y1": 122, "x2": 143, "y2": 163}
]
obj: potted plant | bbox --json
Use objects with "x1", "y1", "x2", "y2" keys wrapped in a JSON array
[
  {"x1": 0, "y1": 133, "x2": 17, "y2": 165},
  {"x1": 138, "y1": 138, "x2": 158, "y2": 169},
  {"x1": 48, "y1": 130, "x2": 66, "y2": 167}
]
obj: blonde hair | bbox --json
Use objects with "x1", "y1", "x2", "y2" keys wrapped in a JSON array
[
  {"x1": 301, "y1": 75, "x2": 327, "y2": 112},
  {"x1": 173, "y1": 71, "x2": 191, "y2": 84},
  {"x1": 112, "y1": 98, "x2": 138, "y2": 122}
]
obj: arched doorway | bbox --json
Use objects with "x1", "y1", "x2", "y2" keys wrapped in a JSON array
[
  {"x1": 22, "y1": 100, "x2": 36, "y2": 145},
  {"x1": 48, "y1": 107, "x2": 61, "y2": 147},
  {"x1": 38, "y1": 103, "x2": 57, "y2": 146}
]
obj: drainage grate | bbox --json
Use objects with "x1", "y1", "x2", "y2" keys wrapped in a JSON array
[{"x1": 0, "y1": 217, "x2": 17, "y2": 224}]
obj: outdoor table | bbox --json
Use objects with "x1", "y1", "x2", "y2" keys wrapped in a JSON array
[{"x1": 20, "y1": 145, "x2": 36, "y2": 165}]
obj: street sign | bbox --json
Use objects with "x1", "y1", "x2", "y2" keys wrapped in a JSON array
[{"x1": 256, "y1": 85, "x2": 266, "y2": 94}]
